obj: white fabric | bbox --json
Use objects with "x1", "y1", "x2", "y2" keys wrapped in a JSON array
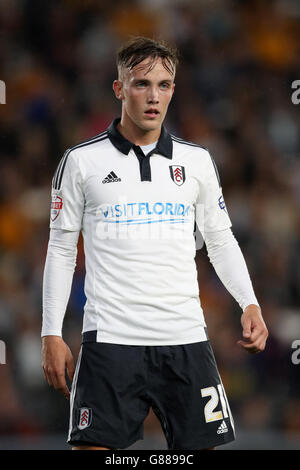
[
  {"x1": 204, "y1": 229, "x2": 259, "y2": 311},
  {"x1": 42, "y1": 227, "x2": 258, "y2": 338},
  {"x1": 42, "y1": 229, "x2": 79, "y2": 336},
  {"x1": 42, "y1": 134, "x2": 254, "y2": 345}
]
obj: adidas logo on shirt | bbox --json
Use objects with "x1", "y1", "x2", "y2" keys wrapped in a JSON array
[
  {"x1": 217, "y1": 420, "x2": 228, "y2": 434},
  {"x1": 102, "y1": 171, "x2": 121, "y2": 184}
]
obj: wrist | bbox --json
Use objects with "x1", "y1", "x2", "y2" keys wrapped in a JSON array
[
  {"x1": 243, "y1": 303, "x2": 261, "y2": 312},
  {"x1": 242, "y1": 304, "x2": 263, "y2": 319},
  {"x1": 42, "y1": 335, "x2": 63, "y2": 343}
]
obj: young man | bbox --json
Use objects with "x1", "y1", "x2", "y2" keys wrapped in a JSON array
[{"x1": 41, "y1": 37, "x2": 268, "y2": 450}]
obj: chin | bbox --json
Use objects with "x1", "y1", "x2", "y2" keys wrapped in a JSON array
[
  {"x1": 141, "y1": 124, "x2": 159, "y2": 132},
  {"x1": 139, "y1": 118, "x2": 162, "y2": 131}
]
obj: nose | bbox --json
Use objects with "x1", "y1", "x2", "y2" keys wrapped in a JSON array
[{"x1": 147, "y1": 86, "x2": 159, "y2": 103}]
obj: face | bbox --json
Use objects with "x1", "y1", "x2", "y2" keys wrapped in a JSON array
[{"x1": 113, "y1": 57, "x2": 175, "y2": 133}]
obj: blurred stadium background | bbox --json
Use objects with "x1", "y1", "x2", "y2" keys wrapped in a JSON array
[{"x1": 0, "y1": 0, "x2": 300, "y2": 450}]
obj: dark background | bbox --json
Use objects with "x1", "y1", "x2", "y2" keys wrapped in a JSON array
[{"x1": 0, "y1": 0, "x2": 299, "y2": 449}]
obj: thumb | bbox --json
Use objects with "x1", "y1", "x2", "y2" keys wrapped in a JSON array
[{"x1": 242, "y1": 318, "x2": 252, "y2": 339}]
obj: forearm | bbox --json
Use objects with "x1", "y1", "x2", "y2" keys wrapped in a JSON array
[
  {"x1": 204, "y1": 228, "x2": 259, "y2": 311},
  {"x1": 42, "y1": 228, "x2": 80, "y2": 337}
]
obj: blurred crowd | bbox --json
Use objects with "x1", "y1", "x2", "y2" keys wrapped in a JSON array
[{"x1": 0, "y1": 0, "x2": 300, "y2": 448}]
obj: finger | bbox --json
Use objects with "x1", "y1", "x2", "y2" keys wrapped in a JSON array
[
  {"x1": 237, "y1": 342, "x2": 259, "y2": 354},
  {"x1": 55, "y1": 374, "x2": 70, "y2": 399},
  {"x1": 237, "y1": 339, "x2": 265, "y2": 353},
  {"x1": 256, "y1": 338, "x2": 267, "y2": 352},
  {"x1": 248, "y1": 331, "x2": 268, "y2": 349},
  {"x1": 239, "y1": 326, "x2": 268, "y2": 346},
  {"x1": 52, "y1": 370, "x2": 70, "y2": 399},
  {"x1": 43, "y1": 366, "x2": 54, "y2": 387},
  {"x1": 66, "y1": 356, "x2": 75, "y2": 382},
  {"x1": 248, "y1": 327, "x2": 261, "y2": 343},
  {"x1": 237, "y1": 340, "x2": 253, "y2": 349},
  {"x1": 43, "y1": 369, "x2": 51, "y2": 387},
  {"x1": 249, "y1": 323, "x2": 268, "y2": 343}
]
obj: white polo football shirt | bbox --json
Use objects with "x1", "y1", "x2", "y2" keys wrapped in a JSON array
[{"x1": 49, "y1": 118, "x2": 232, "y2": 345}]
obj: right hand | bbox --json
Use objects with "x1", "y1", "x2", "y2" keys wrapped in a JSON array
[{"x1": 41, "y1": 335, "x2": 75, "y2": 400}]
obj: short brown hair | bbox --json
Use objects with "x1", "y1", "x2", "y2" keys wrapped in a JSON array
[{"x1": 116, "y1": 36, "x2": 180, "y2": 78}]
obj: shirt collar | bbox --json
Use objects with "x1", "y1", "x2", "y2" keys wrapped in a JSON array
[{"x1": 107, "y1": 117, "x2": 173, "y2": 159}]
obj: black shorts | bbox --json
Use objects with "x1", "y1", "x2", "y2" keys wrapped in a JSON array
[{"x1": 67, "y1": 333, "x2": 235, "y2": 450}]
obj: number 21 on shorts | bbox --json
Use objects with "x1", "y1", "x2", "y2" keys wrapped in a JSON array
[{"x1": 201, "y1": 384, "x2": 229, "y2": 422}]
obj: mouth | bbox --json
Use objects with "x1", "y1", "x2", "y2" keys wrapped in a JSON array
[{"x1": 144, "y1": 108, "x2": 160, "y2": 119}]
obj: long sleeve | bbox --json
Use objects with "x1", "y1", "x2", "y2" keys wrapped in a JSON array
[
  {"x1": 204, "y1": 228, "x2": 259, "y2": 311},
  {"x1": 41, "y1": 228, "x2": 80, "y2": 337}
]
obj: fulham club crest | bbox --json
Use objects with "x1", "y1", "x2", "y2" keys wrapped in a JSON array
[
  {"x1": 78, "y1": 407, "x2": 92, "y2": 430},
  {"x1": 169, "y1": 165, "x2": 186, "y2": 186},
  {"x1": 169, "y1": 165, "x2": 185, "y2": 186}
]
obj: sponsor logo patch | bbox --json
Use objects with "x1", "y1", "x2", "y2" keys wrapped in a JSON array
[
  {"x1": 78, "y1": 407, "x2": 92, "y2": 430},
  {"x1": 51, "y1": 195, "x2": 63, "y2": 221}
]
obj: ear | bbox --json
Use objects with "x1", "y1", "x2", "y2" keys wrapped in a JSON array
[{"x1": 113, "y1": 80, "x2": 123, "y2": 100}]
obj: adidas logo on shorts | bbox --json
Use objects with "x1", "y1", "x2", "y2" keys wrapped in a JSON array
[
  {"x1": 102, "y1": 171, "x2": 121, "y2": 183},
  {"x1": 217, "y1": 420, "x2": 228, "y2": 434}
]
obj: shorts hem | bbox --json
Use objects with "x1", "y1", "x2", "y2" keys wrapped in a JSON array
[
  {"x1": 67, "y1": 435, "x2": 144, "y2": 450},
  {"x1": 170, "y1": 434, "x2": 235, "y2": 450}
]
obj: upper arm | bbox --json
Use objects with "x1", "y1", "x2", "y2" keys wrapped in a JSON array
[
  {"x1": 195, "y1": 150, "x2": 232, "y2": 236},
  {"x1": 50, "y1": 150, "x2": 84, "y2": 231}
]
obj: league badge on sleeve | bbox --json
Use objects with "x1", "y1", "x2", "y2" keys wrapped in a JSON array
[
  {"x1": 169, "y1": 165, "x2": 186, "y2": 186},
  {"x1": 50, "y1": 194, "x2": 63, "y2": 221}
]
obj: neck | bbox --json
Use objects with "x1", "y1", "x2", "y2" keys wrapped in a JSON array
[{"x1": 118, "y1": 114, "x2": 161, "y2": 146}]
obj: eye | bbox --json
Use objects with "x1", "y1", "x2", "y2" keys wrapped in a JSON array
[
  {"x1": 160, "y1": 82, "x2": 170, "y2": 89},
  {"x1": 136, "y1": 81, "x2": 147, "y2": 88}
]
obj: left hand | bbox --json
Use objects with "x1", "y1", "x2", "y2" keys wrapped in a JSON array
[{"x1": 237, "y1": 304, "x2": 268, "y2": 354}]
